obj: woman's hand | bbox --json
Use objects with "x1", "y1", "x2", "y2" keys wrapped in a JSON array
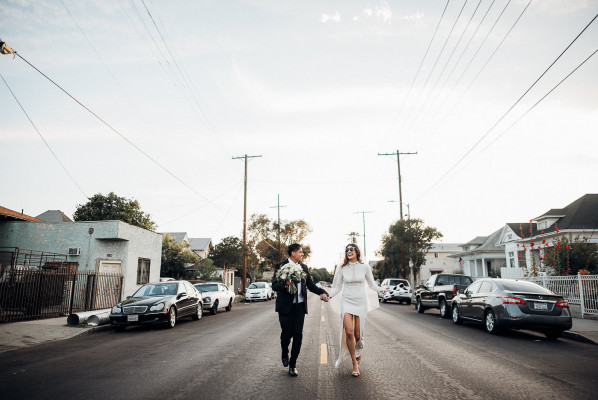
[{"x1": 285, "y1": 280, "x2": 293, "y2": 286}]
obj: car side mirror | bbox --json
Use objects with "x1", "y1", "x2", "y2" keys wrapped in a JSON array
[
  {"x1": 177, "y1": 292, "x2": 187, "y2": 299},
  {"x1": 126, "y1": 296, "x2": 131, "y2": 299}
]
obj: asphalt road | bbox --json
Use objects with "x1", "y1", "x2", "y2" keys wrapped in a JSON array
[{"x1": 1, "y1": 296, "x2": 597, "y2": 400}]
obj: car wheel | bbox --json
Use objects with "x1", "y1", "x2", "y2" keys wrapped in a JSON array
[
  {"x1": 545, "y1": 329, "x2": 563, "y2": 340},
  {"x1": 416, "y1": 297, "x2": 425, "y2": 313},
  {"x1": 113, "y1": 325, "x2": 125, "y2": 332},
  {"x1": 484, "y1": 310, "x2": 499, "y2": 334},
  {"x1": 382, "y1": 298, "x2": 387, "y2": 303},
  {"x1": 439, "y1": 299, "x2": 450, "y2": 318},
  {"x1": 167, "y1": 307, "x2": 177, "y2": 329},
  {"x1": 210, "y1": 300, "x2": 218, "y2": 315},
  {"x1": 452, "y1": 305, "x2": 463, "y2": 325},
  {"x1": 225, "y1": 299, "x2": 232, "y2": 312},
  {"x1": 406, "y1": 299, "x2": 411, "y2": 306},
  {"x1": 192, "y1": 303, "x2": 202, "y2": 321}
]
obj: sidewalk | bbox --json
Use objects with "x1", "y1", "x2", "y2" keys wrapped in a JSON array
[{"x1": 1, "y1": 316, "x2": 597, "y2": 353}]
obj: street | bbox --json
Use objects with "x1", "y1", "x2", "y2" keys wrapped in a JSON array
[{"x1": 2, "y1": 296, "x2": 597, "y2": 400}]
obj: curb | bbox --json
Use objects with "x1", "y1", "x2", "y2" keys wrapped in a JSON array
[{"x1": 562, "y1": 330, "x2": 597, "y2": 345}]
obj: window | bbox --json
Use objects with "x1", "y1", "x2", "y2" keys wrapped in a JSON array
[
  {"x1": 507, "y1": 234, "x2": 513, "y2": 240},
  {"x1": 465, "y1": 281, "x2": 482, "y2": 295},
  {"x1": 479, "y1": 281, "x2": 494, "y2": 294},
  {"x1": 434, "y1": 252, "x2": 439, "y2": 258},
  {"x1": 137, "y1": 258, "x2": 150, "y2": 285}
]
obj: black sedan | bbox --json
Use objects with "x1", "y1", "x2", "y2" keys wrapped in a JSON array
[
  {"x1": 451, "y1": 278, "x2": 572, "y2": 339},
  {"x1": 109, "y1": 281, "x2": 203, "y2": 331}
]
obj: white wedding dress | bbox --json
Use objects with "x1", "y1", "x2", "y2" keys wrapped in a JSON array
[{"x1": 328, "y1": 261, "x2": 382, "y2": 367}]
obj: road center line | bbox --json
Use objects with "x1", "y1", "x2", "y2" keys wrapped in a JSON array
[
  {"x1": 321, "y1": 315, "x2": 325, "y2": 322},
  {"x1": 320, "y1": 343, "x2": 327, "y2": 364}
]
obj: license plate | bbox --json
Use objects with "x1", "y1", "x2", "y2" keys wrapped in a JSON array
[
  {"x1": 533, "y1": 302, "x2": 548, "y2": 310},
  {"x1": 127, "y1": 315, "x2": 139, "y2": 322}
]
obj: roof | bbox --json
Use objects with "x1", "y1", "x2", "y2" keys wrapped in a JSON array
[
  {"x1": 162, "y1": 232, "x2": 188, "y2": 243},
  {"x1": 451, "y1": 228, "x2": 504, "y2": 257},
  {"x1": 428, "y1": 243, "x2": 462, "y2": 252},
  {"x1": 463, "y1": 236, "x2": 487, "y2": 246},
  {"x1": 0, "y1": 206, "x2": 43, "y2": 222},
  {"x1": 506, "y1": 222, "x2": 540, "y2": 239},
  {"x1": 534, "y1": 194, "x2": 598, "y2": 233},
  {"x1": 189, "y1": 238, "x2": 212, "y2": 251},
  {"x1": 35, "y1": 210, "x2": 73, "y2": 223}
]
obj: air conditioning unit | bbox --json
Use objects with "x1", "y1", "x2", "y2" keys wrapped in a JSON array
[{"x1": 68, "y1": 247, "x2": 82, "y2": 256}]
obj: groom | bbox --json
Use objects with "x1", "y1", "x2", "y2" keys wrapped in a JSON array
[{"x1": 272, "y1": 243, "x2": 328, "y2": 377}]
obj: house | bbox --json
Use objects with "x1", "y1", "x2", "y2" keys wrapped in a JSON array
[
  {"x1": 499, "y1": 194, "x2": 598, "y2": 278},
  {"x1": 189, "y1": 237, "x2": 213, "y2": 260},
  {"x1": 0, "y1": 213, "x2": 162, "y2": 297},
  {"x1": 0, "y1": 206, "x2": 44, "y2": 222},
  {"x1": 162, "y1": 232, "x2": 189, "y2": 244},
  {"x1": 35, "y1": 210, "x2": 73, "y2": 223},
  {"x1": 419, "y1": 243, "x2": 463, "y2": 283},
  {"x1": 450, "y1": 228, "x2": 506, "y2": 279}
]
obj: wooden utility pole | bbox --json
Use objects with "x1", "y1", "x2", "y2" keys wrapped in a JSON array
[
  {"x1": 353, "y1": 211, "x2": 373, "y2": 258},
  {"x1": 233, "y1": 154, "x2": 262, "y2": 293},
  {"x1": 270, "y1": 194, "x2": 287, "y2": 262},
  {"x1": 378, "y1": 150, "x2": 417, "y2": 279}
]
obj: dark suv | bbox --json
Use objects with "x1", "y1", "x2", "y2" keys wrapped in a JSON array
[{"x1": 414, "y1": 273, "x2": 473, "y2": 318}]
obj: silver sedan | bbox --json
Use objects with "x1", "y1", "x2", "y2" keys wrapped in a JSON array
[{"x1": 451, "y1": 278, "x2": 572, "y2": 339}]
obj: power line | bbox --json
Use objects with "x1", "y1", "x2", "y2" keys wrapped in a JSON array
[
  {"x1": 415, "y1": 12, "x2": 598, "y2": 203},
  {"x1": 395, "y1": 0, "x2": 469, "y2": 137},
  {"x1": 0, "y1": 73, "x2": 88, "y2": 199},
  {"x1": 9, "y1": 48, "x2": 215, "y2": 205}
]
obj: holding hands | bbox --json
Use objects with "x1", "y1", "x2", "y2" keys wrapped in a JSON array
[{"x1": 320, "y1": 293, "x2": 329, "y2": 302}]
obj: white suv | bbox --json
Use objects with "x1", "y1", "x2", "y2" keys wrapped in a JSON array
[
  {"x1": 194, "y1": 282, "x2": 235, "y2": 314},
  {"x1": 379, "y1": 278, "x2": 411, "y2": 304}
]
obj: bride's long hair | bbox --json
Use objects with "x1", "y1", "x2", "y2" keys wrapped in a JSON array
[{"x1": 341, "y1": 243, "x2": 363, "y2": 267}]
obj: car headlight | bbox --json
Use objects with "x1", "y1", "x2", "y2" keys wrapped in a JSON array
[
  {"x1": 150, "y1": 303, "x2": 165, "y2": 312},
  {"x1": 111, "y1": 305, "x2": 122, "y2": 313},
  {"x1": 204, "y1": 296, "x2": 211, "y2": 303}
]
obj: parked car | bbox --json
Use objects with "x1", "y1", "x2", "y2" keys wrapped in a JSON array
[
  {"x1": 414, "y1": 273, "x2": 473, "y2": 317},
  {"x1": 382, "y1": 280, "x2": 412, "y2": 305},
  {"x1": 159, "y1": 277, "x2": 175, "y2": 282},
  {"x1": 194, "y1": 282, "x2": 235, "y2": 314},
  {"x1": 378, "y1": 278, "x2": 407, "y2": 303},
  {"x1": 451, "y1": 278, "x2": 572, "y2": 339},
  {"x1": 245, "y1": 282, "x2": 273, "y2": 301},
  {"x1": 109, "y1": 280, "x2": 202, "y2": 331}
]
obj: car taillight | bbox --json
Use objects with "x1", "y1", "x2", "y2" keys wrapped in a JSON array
[
  {"x1": 452, "y1": 285, "x2": 457, "y2": 296},
  {"x1": 409, "y1": 289, "x2": 412, "y2": 294},
  {"x1": 556, "y1": 300, "x2": 569, "y2": 308},
  {"x1": 501, "y1": 296, "x2": 526, "y2": 305}
]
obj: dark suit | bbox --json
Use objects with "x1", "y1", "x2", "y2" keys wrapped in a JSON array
[{"x1": 272, "y1": 259, "x2": 327, "y2": 368}]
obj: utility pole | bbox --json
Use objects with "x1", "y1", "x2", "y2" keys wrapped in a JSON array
[
  {"x1": 233, "y1": 154, "x2": 262, "y2": 293},
  {"x1": 353, "y1": 211, "x2": 373, "y2": 258},
  {"x1": 270, "y1": 194, "x2": 287, "y2": 262},
  {"x1": 379, "y1": 149, "x2": 417, "y2": 280},
  {"x1": 378, "y1": 150, "x2": 417, "y2": 220}
]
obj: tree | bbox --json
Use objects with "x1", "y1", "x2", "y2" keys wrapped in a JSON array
[
  {"x1": 309, "y1": 267, "x2": 333, "y2": 283},
  {"x1": 377, "y1": 218, "x2": 442, "y2": 284},
  {"x1": 209, "y1": 236, "x2": 244, "y2": 269},
  {"x1": 161, "y1": 234, "x2": 199, "y2": 279},
  {"x1": 248, "y1": 214, "x2": 312, "y2": 265},
  {"x1": 542, "y1": 234, "x2": 598, "y2": 275},
  {"x1": 193, "y1": 258, "x2": 219, "y2": 281},
  {"x1": 73, "y1": 192, "x2": 157, "y2": 231}
]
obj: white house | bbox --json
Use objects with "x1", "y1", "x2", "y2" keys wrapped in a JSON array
[
  {"x1": 450, "y1": 229, "x2": 506, "y2": 279},
  {"x1": 499, "y1": 194, "x2": 598, "y2": 278},
  {"x1": 189, "y1": 238, "x2": 213, "y2": 260},
  {"x1": 419, "y1": 243, "x2": 463, "y2": 283}
]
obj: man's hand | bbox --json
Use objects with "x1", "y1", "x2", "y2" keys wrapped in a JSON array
[
  {"x1": 286, "y1": 280, "x2": 293, "y2": 286},
  {"x1": 320, "y1": 293, "x2": 329, "y2": 302}
]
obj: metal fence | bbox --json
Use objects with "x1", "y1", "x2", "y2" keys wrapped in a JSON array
[
  {"x1": 0, "y1": 267, "x2": 123, "y2": 323},
  {"x1": 522, "y1": 274, "x2": 598, "y2": 318}
]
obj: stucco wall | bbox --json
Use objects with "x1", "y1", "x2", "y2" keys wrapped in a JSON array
[{"x1": 0, "y1": 220, "x2": 161, "y2": 297}]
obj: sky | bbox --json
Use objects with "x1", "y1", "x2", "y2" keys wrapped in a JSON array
[{"x1": 1, "y1": 0, "x2": 597, "y2": 270}]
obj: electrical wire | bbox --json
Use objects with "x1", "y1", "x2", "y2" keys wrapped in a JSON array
[
  {"x1": 414, "y1": 12, "x2": 598, "y2": 203},
  {"x1": 1, "y1": 73, "x2": 88, "y2": 199},
  {"x1": 14, "y1": 52, "x2": 217, "y2": 206}
]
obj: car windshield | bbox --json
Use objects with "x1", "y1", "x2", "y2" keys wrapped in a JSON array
[
  {"x1": 249, "y1": 283, "x2": 266, "y2": 289},
  {"x1": 500, "y1": 280, "x2": 552, "y2": 294},
  {"x1": 133, "y1": 283, "x2": 178, "y2": 297},
  {"x1": 195, "y1": 284, "x2": 218, "y2": 292}
]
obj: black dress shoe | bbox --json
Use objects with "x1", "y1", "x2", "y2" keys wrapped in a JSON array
[
  {"x1": 288, "y1": 367, "x2": 298, "y2": 377},
  {"x1": 282, "y1": 357, "x2": 289, "y2": 367}
]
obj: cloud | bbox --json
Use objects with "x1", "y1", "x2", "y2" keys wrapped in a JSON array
[
  {"x1": 321, "y1": 12, "x2": 341, "y2": 23},
  {"x1": 362, "y1": 1, "x2": 392, "y2": 25},
  {"x1": 403, "y1": 11, "x2": 424, "y2": 21}
]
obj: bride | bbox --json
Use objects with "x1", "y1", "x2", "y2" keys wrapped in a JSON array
[{"x1": 328, "y1": 243, "x2": 382, "y2": 376}]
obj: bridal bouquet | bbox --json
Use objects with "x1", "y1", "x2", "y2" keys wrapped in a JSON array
[{"x1": 275, "y1": 263, "x2": 307, "y2": 294}]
